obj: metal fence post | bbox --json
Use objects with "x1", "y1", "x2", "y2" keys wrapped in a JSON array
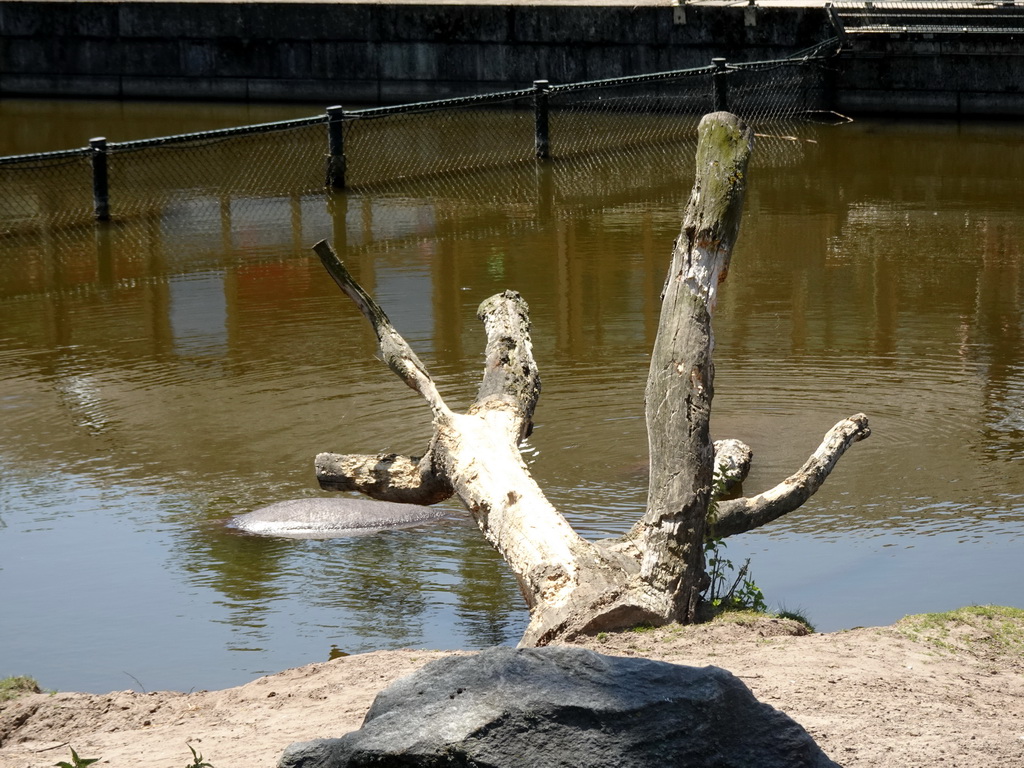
[
  {"x1": 712, "y1": 58, "x2": 729, "y2": 112},
  {"x1": 534, "y1": 80, "x2": 551, "y2": 160},
  {"x1": 95, "y1": 219, "x2": 113, "y2": 284},
  {"x1": 326, "y1": 105, "x2": 347, "y2": 189},
  {"x1": 329, "y1": 191, "x2": 348, "y2": 256},
  {"x1": 89, "y1": 137, "x2": 110, "y2": 221}
]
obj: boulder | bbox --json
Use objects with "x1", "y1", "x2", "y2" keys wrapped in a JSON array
[{"x1": 279, "y1": 646, "x2": 838, "y2": 768}]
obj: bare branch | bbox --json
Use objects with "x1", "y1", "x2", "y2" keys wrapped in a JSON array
[
  {"x1": 313, "y1": 241, "x2": 601, "y2": 631},
  {"x1": 711, "y1": 414, "x2": 871, "y2": 539},
  {"x1": 472, "y1": 291, "x2": 542, "y2": 441},
  {"x1": 315, "y1": 451, "x2": 453, "y2": 505},
  {"x1": 313, "y1": 240, "x2": 452, "y2": 421}
]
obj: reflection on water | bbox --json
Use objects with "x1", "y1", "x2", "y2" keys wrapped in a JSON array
[{"x1": 2, "y1": 107, "x2": 1024, "y2": 694}]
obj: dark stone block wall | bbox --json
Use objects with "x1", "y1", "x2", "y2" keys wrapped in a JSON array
[
  {"x1": 0, "y1": 2, "x2": 832, "y2": 104},
  {"x1": 1, "y1": 1, "x2": 1022, "y2": 115},
  {"x1": 835, "y1": 37, "x2": 1024, "y2": 117}
]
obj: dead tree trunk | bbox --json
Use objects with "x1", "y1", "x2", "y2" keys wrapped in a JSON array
[
  {"x1": 313, "y1": 112, "x2": 871, "y2": 646},
  {"x1": 626, "y1": 108, "x2": 756, "y2": 625}
]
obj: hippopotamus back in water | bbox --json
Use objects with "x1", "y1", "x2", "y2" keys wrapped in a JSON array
[{"x1": 228, "y1": 497, "x2": 450, "y2": 539}]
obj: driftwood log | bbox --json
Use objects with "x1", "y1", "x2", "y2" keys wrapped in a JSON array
[{"x1": 312, "y1": 112, "x2": 870, "y2": 645}]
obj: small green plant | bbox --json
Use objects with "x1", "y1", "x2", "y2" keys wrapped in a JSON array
[
  {"x1": 55, "y1": 747, "x2": 99, "y2": 768},
  {"x1": 629, "y1": 623, "x2": 655, "y2": 634},
  {"x1": 0, "y1": 675, "x2": 40, "y2": 702},
  {"x1": 186, "y1": 743, "x2": 215, "y2": 768},
  {"x1": 703, "y1": 479, "x2": 767, "y2": 614}
]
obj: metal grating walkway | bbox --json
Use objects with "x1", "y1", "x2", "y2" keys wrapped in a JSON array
[{"x1": 828, "y1": 0, "x2": 1024, "y2": 36}]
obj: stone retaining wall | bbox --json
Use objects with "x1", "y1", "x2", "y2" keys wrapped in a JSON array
[{"x1": 2, "y1": 2, "x2": 1022, "y2": 115}]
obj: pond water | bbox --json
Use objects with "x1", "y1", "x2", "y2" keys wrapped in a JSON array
[{"x1": 2, "y1": 101, "x2": 1023, "y2": 694}]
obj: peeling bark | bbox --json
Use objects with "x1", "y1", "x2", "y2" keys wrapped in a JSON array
[{"x1": 311, "y1": 256, "x2": 626, "y2": 640}]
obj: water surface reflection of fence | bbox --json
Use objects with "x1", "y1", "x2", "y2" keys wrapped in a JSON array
[{"x1": 0, "y1": 51, "x2": 835, "y2": 237}]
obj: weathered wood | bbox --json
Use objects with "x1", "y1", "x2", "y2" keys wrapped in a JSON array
[
  {"x1": 313, "y1": 240, "x2": 450, "y2": 419},
  {"x1": 714, "y1": 438, "x2": 753, "y2": 493},
  {"x1": 310, "y1": 250, "x2": 614, "y2": 638},
  {"x1": 632, "y1": 111, "x2": 754, "y2": 623},
  {"x1": 471, "y1": 291, "x2": 542, "y2": 442},
  {"x1": 310, "y1": 111, "x2": 870, "y2": 646},
  {"x1": 711, "y1": 414, "x2": 871, "y2": 539},
  {"x1": 315, "y1": 451, "x2": 453, "y2": 505}
]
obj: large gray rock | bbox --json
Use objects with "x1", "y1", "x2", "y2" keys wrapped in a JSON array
[{"x1": 279, "y1": 646, "x2": 839, "y2": 768}]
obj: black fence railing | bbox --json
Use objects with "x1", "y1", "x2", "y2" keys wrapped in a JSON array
[{"x1": 0, "y1": 50, "x2": 839, "y2": 237}]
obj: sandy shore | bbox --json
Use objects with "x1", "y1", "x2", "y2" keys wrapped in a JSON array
[{"x1": 1, "y1": 608, "x2": 1022, "y2": 768}]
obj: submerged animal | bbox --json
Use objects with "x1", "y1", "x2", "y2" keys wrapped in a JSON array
[{"x1": 228, "y1": 497, "x2": 450, "y2": 539}]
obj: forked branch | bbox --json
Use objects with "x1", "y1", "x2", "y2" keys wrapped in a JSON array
[
  {"x1": 712, "y1": 413, "x2": 871, "y2": 538},
  {"x1": 310, "y1": 112, "x2": 871, "y2": 645},
  {"x1": 311, "y1": 246, "x2": 599, "y2": 626}
]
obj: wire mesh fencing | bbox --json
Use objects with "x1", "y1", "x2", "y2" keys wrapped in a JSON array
[
  {"x1": 342, "y1": 92, "x2": 537, "y2": 189},
  {"x1": 105, "y1": 120, "x2": 329, "y2": 227},
  {"x1": 0, "y1": 48, "x2": 840, "y2": 240},
  {"x1": 729, "y1": 60, "x2": 827, "y2": 126},
  {"x1": 1, "y1": 149, "x2": 94, "y2": 234},
  {"x1": 546, "y1": 68, "x2": 714, "y2": 160}
]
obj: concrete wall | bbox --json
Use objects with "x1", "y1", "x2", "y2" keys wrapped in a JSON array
[
  {"x1": 0, "y1": 2, "x2": 832, "y2": 103},
  {"x1": 1, "y1": 1, "x2": 1023, "y2": 116},
  {"x1": 835, "y1": 37, "x2": 1024, "y2": 117}
]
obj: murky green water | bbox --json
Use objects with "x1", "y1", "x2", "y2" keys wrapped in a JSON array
[{"x1": 2, "y1": 101, "x2": 1023, "y2": 694}]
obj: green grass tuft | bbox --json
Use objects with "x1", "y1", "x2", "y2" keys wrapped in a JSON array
[
  {"x1": 896, "y1": 605, "x2": 1024, "y2": 658},
  {"x1": 186, "y1": 743, "x2": 215, "y2": 768},
  {"x1": 0, "y1": 675, "x2": 41, "y2": 702},
  {"x1": 775, "y1": 607, "x2": 816, "y2": 633},
  {"x1": 628, "y1": 623, "x2": 656, "y2": 633}
]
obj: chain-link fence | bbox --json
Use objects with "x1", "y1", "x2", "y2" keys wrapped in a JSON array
[
  {"x1": 342, "y1": 92, "x2": 537, "y2": 189},
  {"x1": 105, "y1": 121, "x2": 328, "y2": 221},
  {"x1": 1, "y1": 149, "x2": 94, "y2": 233},
  {"x1": 0, "y1": 49, "x2": 838, "y2": 239}
]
